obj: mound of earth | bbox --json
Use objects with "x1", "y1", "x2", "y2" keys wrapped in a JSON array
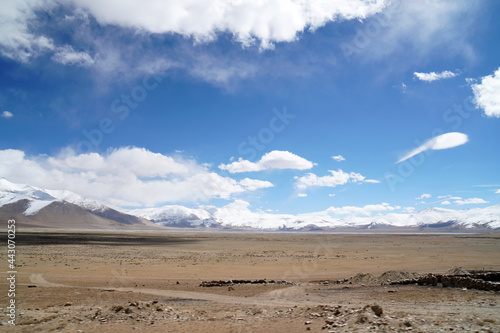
[
  {"x1": 445, "y1": 266, "x2": 471, "y2": 276},
  {"x1": 349, "y1": 273, "x2": 377, "y2": 284},
  {"x1": 378, "y1": 271, "x2": 420, "y2": 284}
]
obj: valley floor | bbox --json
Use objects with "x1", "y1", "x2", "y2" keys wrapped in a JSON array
[{"x1": 1, "y1": 231, "x2": 500, "y2": 332}]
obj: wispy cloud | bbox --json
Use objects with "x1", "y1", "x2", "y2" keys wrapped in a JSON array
[
  {"x1": 1, "y1": 111, "x2": 13, "y2": 119},
  {"x1": 51, "y1": 45, "x2": 94, "y2": 67},
  {"x1": 471, "y1": 67, "x2": 500, "y2": 118},
  {"x1": 414, "y1": 70, "x2": 458, "y2": 82},
  {"x1": 362, "y1": 0, "x2": 480, "y2": 62},
  {"x1": 397, "y1": 132, "x2": 469, "y2": 163},
  {"x1": 219, "y1": 150, "x2": 315, "y2": 173}
]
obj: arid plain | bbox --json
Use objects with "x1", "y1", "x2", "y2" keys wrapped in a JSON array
[{"x1": 2, "y1": 231, "x2": 500, "y2": 332}]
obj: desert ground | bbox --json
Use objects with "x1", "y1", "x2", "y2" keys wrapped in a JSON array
[{"x1": 1, "y1": 230, "x2": 500, "y2": 332}]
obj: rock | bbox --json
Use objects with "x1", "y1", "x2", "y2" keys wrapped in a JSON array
[
  {"x1": 371, "y1": 305, "x2": 383, "y2": 317},
  {"x1": 112, "y1": 305, "x2": 124, "y2": 313},
  {"x1": 305, "y1": 320, "x2": 312, "y2": 325},
  {"x1": 64, "y1": 302, "x2": 72, "y2": 306},
  {"x1": 356, "y1": 314, "x2": 368, "y2": 324}
]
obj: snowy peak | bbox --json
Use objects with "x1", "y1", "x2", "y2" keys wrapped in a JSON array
[
  {"x1": 0, "y1": 178, "x2": 56, "y2": 202},
  {"x1": 42, "y1": 188, "x2": 108, "y2": 212},
  {"x1": 0, "y1": 179, "x2": 107, "y2": 215},
  {"x1": 0, "y1": 178, "x2": 152, "y2": 229}
]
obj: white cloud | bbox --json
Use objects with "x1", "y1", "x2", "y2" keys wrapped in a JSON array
[
  {"x1": 297, "y1": 193, "x2": 307, "y2": 198},
  {"x1": 239, "y1": 178, "x2": 274, "y2": 191},
  {"x1": 0, "y1": 0, "x2": 56, "y2": 62},
  {"x1": 496, "y1": 189, "x2": 500, "y2": 194},
  {"x1": 69, "y1": 0, "x2": 387, "y2": 50},
  {"x1": 1, "y1": 111, "x2": 13, "y2": 119},
  {"x1": 362, "y1": 0, "x2": 480, "y2": 62},
  {"x1": 328, "y1": 193, "x2": 335, "y2": 197},
  {"x1": 397, "y1": 132, "x2": 469, "y2": 163},
  {"x1": 416, "y1": 193, "x2": 431, "y2": 200},
  {"x1": 400, "y1": 82, "x2": 407, "y2": 94},
  {"x1": 441, "y1": 200, "x2": 451, "y2": 205},
  {"x1": 325, "y1": 202, "x2": 397, "y2": 217},
  {"x1": 295, "y1": 169, "x2": 366, "y2": 191},
  {"x1": 364, "y1": 179, "x2": 380, "y2": 184},
  {"x1": 453, "y1": 198, "x2": 489, "y2": 205},
  {"x1": 0, "y1": 147, "x2": 271, "y2": 207},
  {"x1": 51, "y1": 45, "x2": 94, "y2": 67},
  {"x1": 219, "y1": 150, "x2": 315, "y2": 173},
  {"x1": 0, "y1": 0, "x2": 388, "y2": 64},
  {"x1": 332, "y1": 155, "x2": 345, "y2": 162},
  {"x1": 471, "y1": 67, "x2": 500, "y2": 118},
  {"x1": 413, "y1": 70, "x2": 458, "y2": 82}
]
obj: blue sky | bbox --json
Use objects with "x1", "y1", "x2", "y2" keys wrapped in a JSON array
[{"x1": 0, "y1": 0, "x2": 499, "y2": 216}]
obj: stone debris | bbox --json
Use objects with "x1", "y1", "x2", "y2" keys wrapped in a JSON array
[
  {"x1": 200, "y1": 279, "x2": 294, "y2": 287},
  {"x1": 390, "y1": 270, "x2": 500, "y2": 292},
  {"x1": 336, "y1": 268, "x2": 500, "y2": 292}
]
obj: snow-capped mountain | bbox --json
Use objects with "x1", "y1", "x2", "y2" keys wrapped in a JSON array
[
  {"x1": 129, "y1": 199, "x2": 500, "y2": 231},
  {"x1": 2, "y1": 178, "x2": 499, "y2": 231},
  {"x1": 0, "y1": 178, "x2": 152, "y2": 229},
  {"x1": 0, "y1": 178, "x2": 107, "y2": 216}
]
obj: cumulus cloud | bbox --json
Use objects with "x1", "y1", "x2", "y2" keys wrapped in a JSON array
[
  {"x1": 332, "y1": 155, "x2": 345, "y2": 162},
  {"x1": 219, "y1": 150, "x2": 315, "y2": 173},
  {"x1": 471, "y1": 67, "x2": 500, "y2": 118},
  {"x1": 454, "y1": 198, "x2": 489, "y2": 205},
  {"x1": 413, "y1": 70, "x2": 458, "y2": 82},
  {"x1": 397, "y1": 132, "x2": 469, "y2": 163},
  {"x1": 70, "y1": 0, "x2": 387, "y2": 50},
  {"x1": 416, "y1": 193, "x2": 431, "y2": 200},
  {"x1": 325, "y1": 202, "x2": 398, "y2": 217},
  {"x1": 1, "y1": 111, "x2": 13, "y2": 119},
  {"x1": 0, "y1": 147, "x2": 272, "y2": 207},
  {"x1": 0, "y1": 0, "x2": 387, "y2": 65},
  {"x1": 51, "y1": 45, "x2": 94, "y2": 67},
  {"x1": 295, "y1": 169, "x2": 366, "y2": 191},
  {"x1": 441, "y1": 200, "x2": 451, "y2": 205}
]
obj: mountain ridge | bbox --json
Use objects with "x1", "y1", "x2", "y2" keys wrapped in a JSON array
[{"x1": 1, "y1": 179, "x2": 499, "y2": 231}]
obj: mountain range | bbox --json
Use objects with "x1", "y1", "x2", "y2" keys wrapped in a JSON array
[{"x1": 1, "y1": 179, "x2": 499, "y2": 232}]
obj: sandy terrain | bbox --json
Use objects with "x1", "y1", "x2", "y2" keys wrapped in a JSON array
[{"x1": 1, "y1": 231, "x2": 500, "y2": 332}]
